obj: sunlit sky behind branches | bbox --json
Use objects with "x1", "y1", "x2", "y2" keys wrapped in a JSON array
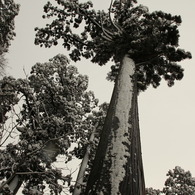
[{"x1": 5, "y1": 0, "x2": 195, "y2": 190}]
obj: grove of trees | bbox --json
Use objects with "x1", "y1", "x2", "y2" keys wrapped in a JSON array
[{"x1": 0, "y1": 0, "x2": 193, "y2": 194}]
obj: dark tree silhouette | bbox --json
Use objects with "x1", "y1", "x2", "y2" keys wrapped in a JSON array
[
  {"x1": 146, "y1": 188, "x2": 161, "y2": 195},
  {"x1": 35, "y1": 0, "x2": 191, "y2": 194},
  {"x1": 0, "y1": 0, "x2": 19, "y2": 74},
  {"x1": 163, "y1": 166, "x2": 195, "y2": 195},
  {"x1": 0, "y1": 0, "x2": 19, "y2": 54}
]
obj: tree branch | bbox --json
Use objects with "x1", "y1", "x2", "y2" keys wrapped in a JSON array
[{"x1": 108, "y1": 0, "x2": 123, "y2": 35}]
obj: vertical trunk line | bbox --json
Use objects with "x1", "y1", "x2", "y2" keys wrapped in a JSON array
[
  {"x1": 73, "y1": 123, "x2": 98, "y2": 195},
  {"x1": 84, "y1": 55, "x2": 145, "y2": 195},
  {"x1": 119, "y1": 73, "x2": 145, "y2": 195},
  {"x1": 84, "y1": 56, "x2": 126, "y2": 195}
]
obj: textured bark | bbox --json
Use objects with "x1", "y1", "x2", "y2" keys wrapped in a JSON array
[{"x1": 84, "y1": 55, "x2": 145, "y2": 195}]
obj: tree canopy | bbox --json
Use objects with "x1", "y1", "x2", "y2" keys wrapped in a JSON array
[
  {"x1": 0, "y1": 54, "x2": 100, "y2": 194},
  {"x1": 163, "y1": 166, "x2": 195, "y2": 195},
  {"x1": 146, "y1": 166, "x2": 195, "y2": 195},
  {"x1": 0, "y1": 0, "x2": 19, "y2": 75},
  {"x1": 146, "y1": 188, "x2": 161, "y2": 195},
  {"x1": 0, "y1": 0, "x2": 19, "y2": 55},
  {"x1": 35, "y1": 0, "x2": 191, "y2": 91}
]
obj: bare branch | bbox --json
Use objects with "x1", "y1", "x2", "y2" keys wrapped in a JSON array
[
  {"x1": 135, "y1": 53, "x2": 163, "y2": 67},
  {"x1": 108, "y1": 0, "x2": 123, "y2": 35},
  {"x1": 99, "y1": 13, "x2": 113, "y2": 42},
  {"x1": 0, "y1": 122, "x2": 19, "y2": 146}
]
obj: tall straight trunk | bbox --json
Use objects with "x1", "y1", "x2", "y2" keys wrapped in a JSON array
[
  {"x1": 84, "y1": 55, "x2": 145, "y2": 195},
  {"x1": 73, "y1": 123, "x2": 98, "y2": 195}
]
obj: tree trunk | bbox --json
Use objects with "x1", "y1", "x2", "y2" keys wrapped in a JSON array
[
  {"x1": 73, "y1": 123, "x2": 98, "y2": 195},
  {"x1": 84, "y1": 55, "x2": 145, "y2": 195},
  {"x1": 8, "y1": 175, "x2": 23, "y2": 195},
  {"x1": 0, "y1": 174, "x2": 23, "y2": 195}
]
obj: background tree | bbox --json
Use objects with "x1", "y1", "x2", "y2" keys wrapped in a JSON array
[
  {"x1": 0, "y1": 0, "x2": 19, "y2": 55},
  {"x1": 145, "y1": 188, "x2": 161, "y2": 195},
  {"x1": 146, "y1": 166, "x2": 195, "y2": 195},
  {"x1": 0, "y1": 54, "x2": 99, "y2": 194},
  {"x1": 72, "y1": 102, "x2": 109, "y2": 195},
  {"x1": 0, "y1": 0, "x2": 19, "y2": 76},
  {"x1": 163, "y1": 166, "x2": 195, "y2": 195},
  {"x1": 35, "y1": 0, "x2": 191, "y2": 194}
]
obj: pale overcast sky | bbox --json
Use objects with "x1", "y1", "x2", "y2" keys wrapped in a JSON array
[{"x1": 5, "y1": 0, "x2": 195, "y2": 190}]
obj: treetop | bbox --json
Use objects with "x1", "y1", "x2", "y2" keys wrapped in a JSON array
[{"x1": 35, "y1": 0, "x2": 192, "y2": 91}]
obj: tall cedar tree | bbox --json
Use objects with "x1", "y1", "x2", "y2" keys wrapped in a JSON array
[{"x1": 35, "y1": 0, "x2": 191, "y2": 194}]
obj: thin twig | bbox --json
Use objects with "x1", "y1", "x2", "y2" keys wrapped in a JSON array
[
  {"x1": 0, "y1": 122, "x2": 19, "y2": 147},
  {"x1": 135, "y1": 54, "x2": 163, "y2": 67}
]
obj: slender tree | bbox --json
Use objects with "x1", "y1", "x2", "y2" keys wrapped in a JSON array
[{"x1": 35, "y1": 0, "x2": 191, "y2": 194}]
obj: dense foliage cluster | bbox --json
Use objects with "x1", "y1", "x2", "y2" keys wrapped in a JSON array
[
  {"x1": 35, "y1": 0, "x2": 191, "y2": 91},
  {"x1": 163, "y1": 166, "x2": 195, "y2": 195},
  {"x1": 0, "y1": 0, "x2": 19, "y2": 76},
  {"x1": 146, "y1": 188, "x2": 161, "y2": 195},
  {"x1": 146, "y1": 166, "x2": 195, "y2": 195},
  {"x1": 0, "y1": 76, "x2": 18, "y2": 124},
  {"x1": 0, "y1": 54, "x2": 100, "y2": 194},
  {"x1": 0, "y1": 0, "x2": 19, "y2": 55}
]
